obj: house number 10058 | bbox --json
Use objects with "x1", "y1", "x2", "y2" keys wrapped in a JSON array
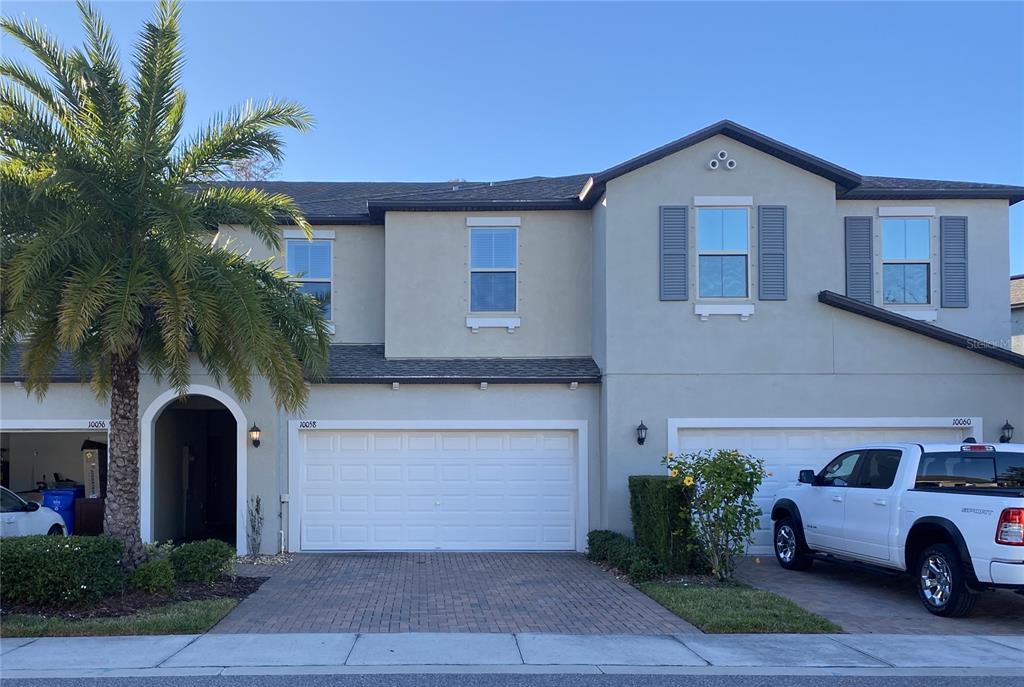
[{"x1": 298, "y1": 420, "x2": 318, "y2": 429}]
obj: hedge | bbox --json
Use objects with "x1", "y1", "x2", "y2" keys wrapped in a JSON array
[
  {"x1": 628, "y1": 475, "x2": 693, "y2": 573},
  {"x1": 169, "y1": 539, "x2": 235, "y2": 584},
  {"x1": 131, "y1": 558, "x2": 176, "y2": 595},
  {"x1": 585, "y1": 530, "x2": 664, "y2": 583},
  {"x1": 0, "y1": 535, "x2": 125, "y2": 607}
]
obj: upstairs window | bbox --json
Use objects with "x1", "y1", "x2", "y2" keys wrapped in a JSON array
[
  {"x1": 697, "y1": 207, "x2": 749, "y2": 298},
  {"x1": 882, "y1": 218, "x2": 930, "y2": 304},
  {"x1": 470, "y1": 228, "x2": 517, "y2": 312},
  {"x1": 286, "y1": 239, "x2": 332, "y2": 319}
]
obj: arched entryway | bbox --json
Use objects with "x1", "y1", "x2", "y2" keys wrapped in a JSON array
[
  {"x1": 141, "y1": 385, "x2": 248, "y2": 554},
  {"x1": 152, "y1": 396, "x2": 236, "y2": 545}
]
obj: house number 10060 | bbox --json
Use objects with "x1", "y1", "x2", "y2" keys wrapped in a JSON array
[{"x1": 298, "y1": 420, "x2": 318, "y2": 429}]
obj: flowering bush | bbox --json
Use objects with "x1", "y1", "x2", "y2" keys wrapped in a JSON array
[
  {"x1": 663, "y1": 449, "x2": 766, "y2": 581},
  {"x1": 0, "y1": 535, "x2": 125, "y2": 607}
]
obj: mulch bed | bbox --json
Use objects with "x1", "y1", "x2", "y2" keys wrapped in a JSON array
[{"x1": 1, "y1": 575, "x2": 267, "y2": 620}]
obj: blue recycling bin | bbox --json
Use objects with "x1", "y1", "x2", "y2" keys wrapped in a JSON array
[{"x1": 41, "y1": 488, "x2": 79, "y2": 535}]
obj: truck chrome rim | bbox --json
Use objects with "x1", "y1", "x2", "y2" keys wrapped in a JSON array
[
  {"x1": 920, "y1": 555, "x2": 952, "y2": 607},
  {"x1": 775, "y1": 525, "x2": 797, "y2": 563}
]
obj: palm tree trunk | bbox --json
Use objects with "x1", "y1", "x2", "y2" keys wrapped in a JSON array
[{"x1": 104, "y1": 351, "x2": 145, "y2": 567}]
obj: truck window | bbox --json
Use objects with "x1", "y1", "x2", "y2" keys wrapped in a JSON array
[
  {"x1": 917, "y1": 451, "x2": 1024, "y2": 487},
  {"x1": 820, "y1": 451, "x2": 862, "y2": 486},
  {"x1": 851, "y1": 450, "x2": 901, "y2": 489}
]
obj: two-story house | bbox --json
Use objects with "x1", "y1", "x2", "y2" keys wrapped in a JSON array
[{"x1": 3, "y1": 120, "x2": 1023, "y2": 555}]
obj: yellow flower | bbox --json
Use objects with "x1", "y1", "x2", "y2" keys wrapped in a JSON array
[
  {"x1": 683, "y1": 475, "x2": 695, "y2": 487},
  {"x1": 670, "y1": 469, "x2": 679, "y2": 477},
  {"x1": 666, "y1": 452, "x2": 674, "y2": 459}
]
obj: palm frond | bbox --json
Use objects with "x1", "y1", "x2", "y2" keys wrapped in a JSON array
[
  {"x1": 0, "y1": 14, "x2": 83, "y2": 119},
  {"x1": 171, "y1": 98, "x2": 312, "y2": 182},
  {"x1": 131, "y1": 0, "x2": 183, "y2": 179}
]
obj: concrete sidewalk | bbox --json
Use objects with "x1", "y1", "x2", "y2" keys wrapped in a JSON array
[{"x1": 1, "y1": 632, "x2": 1021, "y2": 679}]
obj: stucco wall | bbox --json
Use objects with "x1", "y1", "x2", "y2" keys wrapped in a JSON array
[
  {"x1": 217, "y1": 224, "x2": 386, "y2": 344},
  {"x1": 836, "y1": 199, "x2": 1010, "y2": 344},
  {"x1": 594, "y1": 133, "x2": 1024, "y2": 533},
  {"x1": 383, "y1": 211, "x2": 592, "y2": 358},
  {"x1": 600, "y1": 309, "x2": 1024, "y2": 532}
]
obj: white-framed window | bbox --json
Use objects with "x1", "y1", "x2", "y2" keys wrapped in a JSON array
[
  {"x1": 286, "y1": 239, "x2": 332, "y2": 319},
  {"x1": 697, "y1": 207, "x2": 749, "y2": 298},
  {"x1": 469, "y1": 227, "x2": 517, "y2": 313},
  {"x1": 881, "y1": 218, "x2": 930, "y2": 305}
]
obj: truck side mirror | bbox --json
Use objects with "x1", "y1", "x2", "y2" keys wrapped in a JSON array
[{"x1": 798, "y1": 469, "x2": 816, "y2": 484}]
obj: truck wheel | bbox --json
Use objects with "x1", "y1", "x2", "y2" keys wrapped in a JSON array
[
  {"x1": 916, "y1": 543, "x2": 977, "y2": 617},
  {"x1": 47, "y1": 524, "x2": 64, "y2": 536},
  {"x1": 774, "y1": 517, "x2": 813, "y2": 570}
]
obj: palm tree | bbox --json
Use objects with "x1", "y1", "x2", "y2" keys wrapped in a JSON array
[{"x1": 1, "y1": 0, "x2": 330, "y2": 564}]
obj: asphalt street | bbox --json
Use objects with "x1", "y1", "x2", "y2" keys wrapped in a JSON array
[{"x1": 4, "y1": 675, "x2": 1024, "y2": 687}]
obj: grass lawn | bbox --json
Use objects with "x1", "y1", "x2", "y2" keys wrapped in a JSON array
[
  {"x1": 0, "y1": 598, "x2": 238, "y2": 638},
  {"x1": 641, "y1": 582, "x2": 842, "y2": 634}
]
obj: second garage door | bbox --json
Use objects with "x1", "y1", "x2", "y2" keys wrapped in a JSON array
[
  {"x1": 294, "y1": 428, "x2": 578, "y2": 551},
  {"x1": 674, "y1": 419, "x2": 974, "y2": 554}
]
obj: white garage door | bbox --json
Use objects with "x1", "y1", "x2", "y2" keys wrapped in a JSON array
[
  {"x1": 295, "y1": 428, "x2": 578, "y2": 551},
  {"x1": 675, "y1": 420, "x2": 973, "y2": 554}
]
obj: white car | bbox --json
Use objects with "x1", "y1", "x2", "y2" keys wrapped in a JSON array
[
  {"x1": 0, "y1": 486, "x2": 66, "y2": 537},
  {"x1": 771, "y1": 442, "x2": 1024, "y2": 617}
]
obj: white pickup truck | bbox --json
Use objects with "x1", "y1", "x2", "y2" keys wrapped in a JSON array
[{"x1": 771, "y1": 442, "x2": 1024, "y2": 617}]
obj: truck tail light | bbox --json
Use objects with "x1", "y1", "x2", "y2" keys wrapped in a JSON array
[{"x1": 996, "y1": 508, "x2": 1024, "y2": 546}]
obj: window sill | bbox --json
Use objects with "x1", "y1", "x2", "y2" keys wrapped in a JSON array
[
  {"x1": 466, "y1": 316, "x2": 521, "y2": 333},
  {"x1": 694, "y1": 303, "x2": 755, "y2": 321},
  {"x1": 885, "y1": 307, "x2": 937, "y2": 322}
]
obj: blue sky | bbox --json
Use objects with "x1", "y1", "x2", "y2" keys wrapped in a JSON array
[{"x1": 5, "y1": 1, "x2": 1023, "y2": 274}]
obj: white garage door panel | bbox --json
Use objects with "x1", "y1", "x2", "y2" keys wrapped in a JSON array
[
  {"x1": 298, "y1": 429, "x2": 576, "y2": 551},
  {"x1": 677, "y1": 423, "x2": 968, "y2": 555}
]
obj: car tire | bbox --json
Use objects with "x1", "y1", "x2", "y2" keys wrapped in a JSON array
[
  {"x1": 47, "y1": 524, "x2": 64, "y2": 536},
  {"x1": 916, "y1": 543, "x2": 977, "y2": 617},
  {"x1": 774, "y1": 516, "x2": 813, "y2": 570}
]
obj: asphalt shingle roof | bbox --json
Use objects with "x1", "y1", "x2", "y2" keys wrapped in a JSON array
[
  {"x1": 1, "y1": 345, "x2": 601, "y2": 385},
  {"x1": 325, "y1": 345, "x2": 600, "y2": 384},
  {"x1": 219, "y1": 121, "x2": 1023, "y2": 222}
]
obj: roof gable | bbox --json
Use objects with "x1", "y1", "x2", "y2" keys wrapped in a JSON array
[{"x1": 579, "y1": 120, "x2": 863, "y2": 205}]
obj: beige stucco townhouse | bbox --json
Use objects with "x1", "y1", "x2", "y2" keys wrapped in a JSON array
[{"x1": 3, "y1": 120, "x2": 1023, "y2": 555}]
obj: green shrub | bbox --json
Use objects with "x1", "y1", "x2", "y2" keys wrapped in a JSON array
[
  {"x1": 586, "y1": 530, "x2": 625, "y2": 562},
  {"x1": 629, "y1": 475, "x2": 693, "y2": 573},
  {"x1": 628, "y1": 557, "x2": 665, "y2": 583},
  {"x1": 130, "y1": 559, "x2": 175, "y2": 595},
  {"x1": 663, "y1": 449, "x2": 766, "y2": 581},
  {"x1": 143, "y1": 540, "x2": 175, "y2": 562},
  {"x1": 0, "y1": 535, "x2": 124, "y2": 607},
  {"x1": 169, "y1": 539, "x2": 235, "y2": 584}
]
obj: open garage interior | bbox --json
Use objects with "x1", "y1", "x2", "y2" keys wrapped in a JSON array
[
  {"x1": 153, "y1": 395, "x2": 237, "y2": 547},
  {"x1": 0, "y1": 430, "x2": 108, "y2": 535}
]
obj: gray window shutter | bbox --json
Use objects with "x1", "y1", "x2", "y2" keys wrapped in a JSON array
[
  {"x1": 940, "y1": 216, "x2": 968, "y2": 308},
  {"x1": 758, "y1": 205, "x2": 787, "y2": 300},
  {"x1": 660, "y1": 206, "x2": 688, "y2": 300},
  {"x1": 844, "y1": 216, "x2": 873, "y2": 303}
]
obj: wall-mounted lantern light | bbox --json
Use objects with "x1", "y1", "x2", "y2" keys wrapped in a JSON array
[
  {"x1": 999, "y1": 420, "x2": 1015, "y2": 443},
  {"x1": 249, "y1": 423, "x2": 262, "y2": 448},
  {"x1": 636, "y1": 421, "x2": 648, "y2": 446}
]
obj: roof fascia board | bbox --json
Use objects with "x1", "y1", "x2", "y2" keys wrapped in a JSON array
[{"x1": 817, "y1": 290, "x2": 1024, "y2": 370}]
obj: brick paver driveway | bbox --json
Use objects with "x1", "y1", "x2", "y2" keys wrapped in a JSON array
[
  {"x1": 215, "y1": 553, "x2": 698, "y2": 634},
  {"x1": 737, "y1": 556, "x2": 1024, "y2": 634}
]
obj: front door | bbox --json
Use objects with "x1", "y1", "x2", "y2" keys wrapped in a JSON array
[
  {"x1": 801, "y1": 451, "x2": 863, "y2": 552},
  {"x1": 842, "y1": 449, "x2": 903, "y2": 561}
]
